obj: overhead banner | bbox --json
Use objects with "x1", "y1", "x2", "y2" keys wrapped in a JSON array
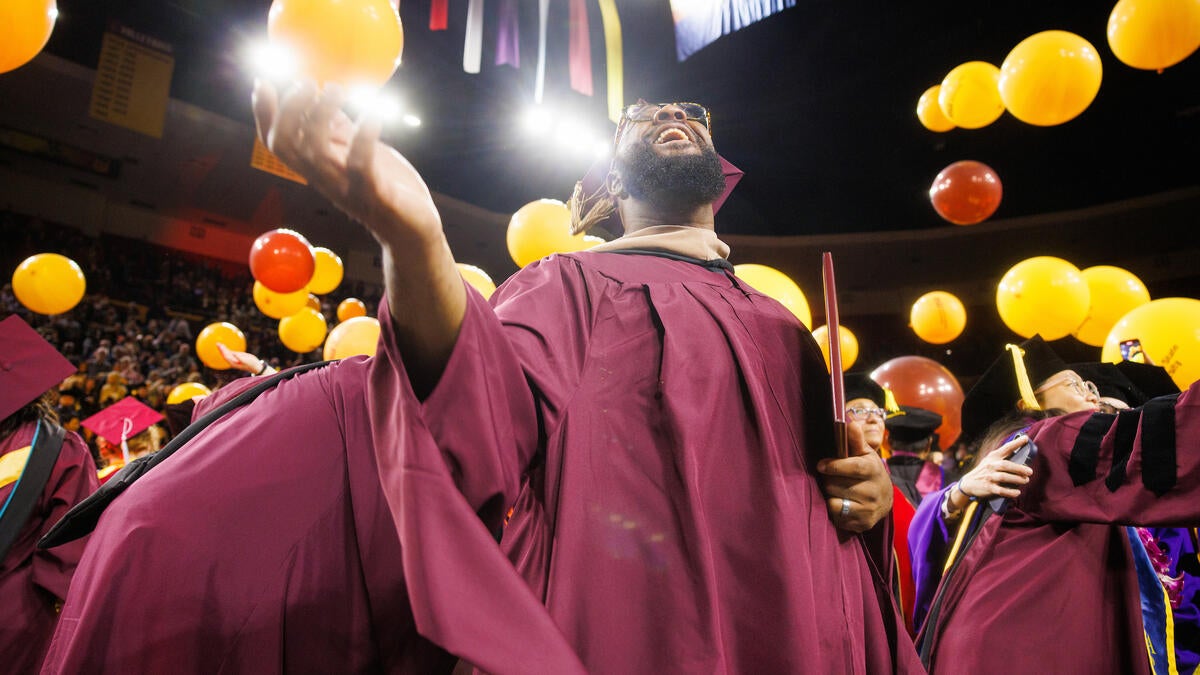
[
  {"x1": 671, "y1": 0, "x2": 795, "y2": 61},
  {"x1": 89, "y1": 21, "x2": 174, "y2": 138}
]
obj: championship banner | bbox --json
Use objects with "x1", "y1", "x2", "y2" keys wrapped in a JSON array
[
  {"x1": 250, "y1": 137, "x2": 307, "y2": 185},
  {"x1": 88, "y1": 21, "x2": 174, "y2": 138},
  {"x1": 671, "y1": 0, "x2": 795, "y2": 61}
]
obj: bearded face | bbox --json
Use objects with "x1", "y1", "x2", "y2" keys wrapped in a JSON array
[{"x1": 613, "y1": 142, "x2": 727, "y2": 212}]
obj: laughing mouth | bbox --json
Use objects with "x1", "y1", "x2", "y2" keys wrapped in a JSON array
[{"x1": 654, "y1": 128, "x2": 690, "y2": 144}]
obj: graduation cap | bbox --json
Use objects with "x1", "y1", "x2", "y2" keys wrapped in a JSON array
[
  {"x1": 1068, "y1": 362, "x2": 1146, "y2": 406},
  {"x1": 844, "y1": 372, "x2": 886, "y2": 408},
  {"x1": 885, "y1": 406, "x2": 943, "y2": 443},
  {"x1": 82, "y1": 397, "x2": 163, "y2": 464},
  {"x1": 1114, "y1": 360, "x2": 1179, "y2": 399},
  {"x1": 567, "y1": 150, "x2": 744, "y2": 236},
  {"x1": 961, "y1": 335, "x2": 1068, "y2": 445},
  {"x1": 0, "y1": 314, "x2": 76, "y2": 422}
]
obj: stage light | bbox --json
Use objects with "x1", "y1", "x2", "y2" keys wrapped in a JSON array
[{"x1": 246, "y1": 40, "x2": 298, "y2": 82}]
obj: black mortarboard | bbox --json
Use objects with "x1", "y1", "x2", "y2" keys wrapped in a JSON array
[
  {"x1": 844, "y1": 372, "x2": 886, "y2": 408},
  {"x1": 961, "y1": 335, "x2": 1068, "y2": 444},
  {"x1": 1069, "y1": 362, "x2": 1145, "y2": 406},
  {"x1": 885, "y1": 405, "x2": 943, "y2": 443},
  {"x1": 1114, "y1": 360, "x2": 1180, "y2": 399}
]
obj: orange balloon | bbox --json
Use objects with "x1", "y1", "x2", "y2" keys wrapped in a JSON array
[
  {"x1": 337, "y1": 298, "x2": 368, "y2": 322},
  {"x1": 323, "y1": 316, "x2": 381, "y2": 360},
  {"x1": 306, "y1": 293, "x2": 321, "y2": 311},
  {"x1": 457, "y1": 263, "x2": 497, "y2": 300},
  {"x1": 0, "y1": 0, "x2": 57, "y2": 74},
  {"x1": 278, "y1": 307, "x2": 327, "y2": 353},
  {"x1": 938, "y1": 61, "x2": 1005, "y2": 129},
  {"x1": 810, "y1": 324, "x2": 859, "y2": 372},
  {"x1": 12, "y1": 252, "x2": 85, "y2": 315},
  {"x1": 252, "y1": 281, "x2": 309, "y2": 319},
  {"x1": 196, "y1": 322, "x2": 247, "y2": 370},
  {"x1": 268, "y1": 0, "x2": 403, "y2": 88},
  {"x1": 929, "y1": 161, "x2": 1002, "y2": 225},
  {"x1": 916, "y1": 85, "x2": 955, "y2": 132},
  {"x1": 1108, "y1": 0, "x2": 1200, "y2": 71},
  {"x1": 999, "y1": 31, "x2": 1103, "y2": 127},
  {"x1": 506, "y1": 199, "x2": 593, "y2": 268},
  {"x1": 910, "y1": 291, "x2": 967, "y2": 344},
  {"x1": 308, "y1": 247, "x2": 344, "y2": 295},
  {"x1": 871, "y1": 356, "x2": 965, "y2": 448},
  {"x1": 249, "y1": 228, "x2": 315, "y2": 293}
]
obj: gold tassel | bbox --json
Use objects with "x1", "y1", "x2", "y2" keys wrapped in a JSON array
[
  {"x1": 1006, "y1": 343, "x2": 1042, "y2": 411},
  {"x1": 883, "y1": 387, "x2": 901, "y2": 416},
  {"x1": 568, "y1": 180, "x2": 616, "y2": 235}
]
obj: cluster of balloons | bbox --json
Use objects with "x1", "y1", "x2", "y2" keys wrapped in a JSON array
[
  {"x1": 267, "y1": 0, "x2": 404, "y2": 89},
  {"x1": 910, "y1": 291, "x2": 967, "y2": 344},
  {"x1": 1, "y1": 0, "x2": 57, "y2": 74},
  {"x1": 11, "y1": 253, "x2": 86, "y2": 315},
  {"x1": 871, "y1": 356, "x2": 965, "y2": 448},
  {"x1": 507, "y1": 199, "x2": 604, "y2": 268},
  {"x1": 248, "y1": 228, "x2": 348, "y2": 354},
  {"x1": 928, "y1": 160, "x2": 1002, "y2": 226},
  {"x1": 733, "y1": 263, "x2": 813, "y2": 329}
]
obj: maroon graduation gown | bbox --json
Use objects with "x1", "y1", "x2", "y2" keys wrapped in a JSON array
[
  {"x1": 0, "y1": 421, "x2": 98, "y2": 673},
  {"x1": 920, "y1": 386, "x2": 1200, "y2": 674},
  {"x1": 371, "y1": 251, "x2": 921, "y2": 673}
]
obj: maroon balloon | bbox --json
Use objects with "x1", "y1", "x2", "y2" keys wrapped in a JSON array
[
  {"x1": 928, "y1": 160, "x2": 1002, "y2": 225},
  {"x1": 870, "y1": 355, "x2": 964, "y2": 448},
  {"x1": 249, "y1": 228, "x2": 316, "y2": 293}
]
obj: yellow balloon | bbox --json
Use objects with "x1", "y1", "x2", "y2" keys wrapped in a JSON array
[
  {"x1": 12, "y1": 253, "x2": 85, "y2": 315},
  {"x1": 457, "y1": 263, "x2": 497, "y2": 300},
  {"x1": 1073, "y1": 266, "x2": 1152, "y2": 347},
  {"x1": 268, "y1": 0, "x2": 403, "y2": 88},
  {"x1": 196, "y1": 322, "x2": 246, "y2": 370},
  {"x1": 166, "y1": 382, "x2": 212, "y2": 405},
  {"x1": 996, "y1": 256, "x2": 1090, "y2": 340},
  {"x1": 938, "y1": 61, "x2": 1005, "y2": 129},
  {"x1": 733, "y1": 263, "x2": 813, "y2": 329},
  {"x1": 917, "y1": 85, "x2": 955, "y2": 132},
  {"x1": 308, "y1": 247, "x2": 344, "y2": 295},
  {"x1": 999, "y1": 31, "x2": 1103, "y2": 127},
  {"x1": 1101, "y1": 297, "x2": 1200, "y2": 389},
  {"x1": 811, "y1": 324, "x2": 859, "y2": 372},
  {"x1": 323, "y1": 316, "x2": 381, "y2": 360},
  {"x1": 910, "y1": 291, "x2": 967, "y2": 344},
  {"x1": 306, "y1": 293, "x2": 321, "y2": 311},
  {"x1": 0, "y1": 0, "x2": 57, "y2": 74},
  {"x1": 506, "y1": 199, "x2": 593, "y2": 268},
  {"x1": 337, "y1": 297, "x2": 368, "y2": 322},
  {"x1": 1108, "y1": 0, "x2": 1200, "y2": 71},
  {"x1": 278, "y1": 307, "x2": 327, "y2": 353},
  {"x1": 253, "y1": 280, "x2": 310, "y2": 319}
]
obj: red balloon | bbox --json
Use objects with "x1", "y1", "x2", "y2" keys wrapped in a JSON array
[
  {"x1": 249, "y1": 228, "x2": 316, "y2": 293},
  {"x1": 870, "y1": 356, "x2": 965, "y2": 448},
  {"x1": 928, "y1": 160, "x2": 1002, "y2": 225}
]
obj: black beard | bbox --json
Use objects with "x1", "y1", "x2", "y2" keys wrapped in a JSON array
[{"x1": 615, "y1": 143, "x2": 726, "y2": 212}]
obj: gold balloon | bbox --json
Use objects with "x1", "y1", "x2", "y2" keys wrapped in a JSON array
[
  {"x1": 308, "y1": 247, "x2": 344, "y2": 295},
  {"x1": 337, "y1": 297, "x2": 368, "y2": 322},
  {"x1": 323, "y1": 316, "x2": 381, "y2": 360},
  {"x1": 279, "y1": 307, "x2": 327, "y2": 353},
  {"x1": 0, "y1": 0, "x2": 57, "y2": 74},
  {"x1": 733, "y1": 263, "x2": 813, "y2": 329},
  {"x1": 811, "y1": 324, "x2": 859, "y2": 372},
  {"x1": 1073, "y1": 266, "x2": 1151, "y2": 347},
  {"x1": 457, "y1": 263, "x2": 497, "y2": 300},
  {"x1": 910, "y1": 291, "x2": 967, "y2": 344},
  {"x1": 1108, "y1": 0, "x2": 1200, "y2": 71},
  {"x1": 1101, "y1": 298, "x2": 1200, "y2": 389},
  {"x1": 306, "y1": 293, "x2": 321, "y2": 311},
  {"x1": 166, "y1": 382, "x2": 211, "y2": 405},
  {"x1": 268, "y1": 0, "x2": 403, "y2": 88},
  {"x1": 938, "y1": 61, "x2": 1005, "y2": 129},
  {"x1": 917, "y1": 85, "x2": 955, "y2": 132},
  {"x1": 506, "y1": 199, "x2": 594, "y2": 268},
  {"x1": 196, "y1": 322, "x2": 247, "y2": 370},
  {"x1": 253, "y1": 280, "x2": 309, "y2": 319},
  {"x1": 12, "y1": 252, "x2": 86, "y2": 315},
  {"x1": 999, "y1": 31, "x2": 1103, "y2": 127},
  {"x1": 996, "y1": 256, "x2": 1090, "y2": 340}
]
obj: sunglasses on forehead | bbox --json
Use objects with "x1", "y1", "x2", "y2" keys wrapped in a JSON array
[{"x1": 615, "y1": 102, "x2": 712, "y2": 139}]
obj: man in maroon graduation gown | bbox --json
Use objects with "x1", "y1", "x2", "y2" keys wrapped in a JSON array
[
  {"x1": 0, "y1": 316, "x2": 99, "y2": 672},
  {"x1": 43, "y1": 89, "x2": 914, "y2": 673}
]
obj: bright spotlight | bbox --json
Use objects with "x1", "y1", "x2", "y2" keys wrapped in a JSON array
[
  {"x1": 593, "y1": 141, "x2": 611, "y2": 159},
  {"x1": 522, "y1": 106, "x2": 552, "y2": 135},
  {"x1": 246, "y1": 41, "x2": 298, "y2": 82},
  {"x1": 402, "y1": 114, "x2": 422, "y2": 128}
]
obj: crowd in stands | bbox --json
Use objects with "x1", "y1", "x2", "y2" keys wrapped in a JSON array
[{"x1": 1, "y1": 209, "x2": 382, "y2": 468}]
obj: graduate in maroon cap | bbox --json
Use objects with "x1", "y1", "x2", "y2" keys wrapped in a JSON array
[
  {"x1": 0, "y1": 315, "x2": 99, "y2": 673},
  {"x1": 44, "y1": 92, "x2": 910, "y2": 674},
  {"x1": 81, "y1": 397, "x2": 164, "y2": 484}
]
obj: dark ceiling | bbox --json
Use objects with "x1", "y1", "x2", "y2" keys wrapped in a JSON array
[{"x1": 37, "y1": 0, "x2": 1200, "y2": 236}]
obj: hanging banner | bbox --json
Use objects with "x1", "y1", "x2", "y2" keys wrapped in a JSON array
[
  {"x1": 88, "y1": 21, "x2": 174, "y2": 139},
  {"x1": 534, "y1": 0, "x2": 549, "y2": 102},
  {"x1": 568, "y1": 0, "x2": 593, "y2": 96},
  {"x1": 495, "y1": 0, "x2": 520, "y2": 67},
  {"x1": 671, "y1": 0, "x2": 796, "y2": 61},
  {"x1": 597, "y1": 0, "x2": 623, "y2": 123},
  {"x1": 464, "y1": 0, "x2": 485, "y2": 73},
  {"x1": 430, "y1": 0, "x2": 449, "y2": 30},
  {"x1": 250, "y1": 137, "x2": 307, "y2": 185}
]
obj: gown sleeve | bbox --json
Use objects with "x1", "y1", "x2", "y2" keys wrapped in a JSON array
[{"x1": 31, "y1": 431, "x2": 100, "y2": 602}]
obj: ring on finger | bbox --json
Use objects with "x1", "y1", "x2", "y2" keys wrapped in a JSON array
[{"x1": 840, "y1": 498, "x2": 851, "y2": 517}]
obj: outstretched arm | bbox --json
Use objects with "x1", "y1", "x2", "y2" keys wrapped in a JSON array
[{"x1": 251, "y1": 80, "x2": 466, "y2": 396}]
